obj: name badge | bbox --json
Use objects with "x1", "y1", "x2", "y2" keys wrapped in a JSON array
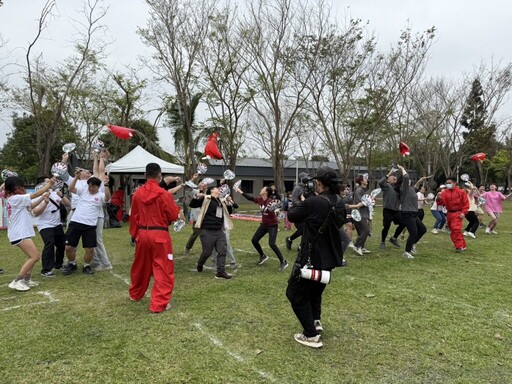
[{"x1": 216, "y1": 206, "x2": 223, "y2": 218}]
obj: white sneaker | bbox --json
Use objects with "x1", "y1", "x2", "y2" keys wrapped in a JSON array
[
  {"x1": 491, "y1": 230, "x2": 498, "y2": 234},
  {"x1": 463, "y1": 231, "x2": 469, "y2": 237},
  {"x1": 411, "y1": 245, "x2": 417, "y2": 255},
  {"x1": 25, "y1": 279, "x2": 39, "y2": 287},
  {"x1": 485, "y1": 227, "x2": 491, "y2": 234},
  {"x1": 361, "y1": 248, "x2": 371, "y2": 254},
  {"x1": 352, "y1": 247, "x2": 363, "y2": 256},
  {"x1": 294, "y1": 333, "x2": 323, "y2": 348},
  {"x1": 431, "y1": 228, "x2": 438, "y2": 234},
  {"x1": 314, "y1": 319, "x2": 323, "y2": 333},
  {"x1": 467, "y1": 232, "x2": 476, "y2": 239},
  {"x1": 347, "y1": 242, "x2": 356, "y2": 251},
  {"x1": 8, "y1": 279, "x2": 30, "y2": 291},
  {"x1": 403, "y1": 251, "x2": 414, "y2": 259}
]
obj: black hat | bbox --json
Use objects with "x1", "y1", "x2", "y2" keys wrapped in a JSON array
[{"x1": 312, "y1": 166, "x2": 337, "y2": 181}]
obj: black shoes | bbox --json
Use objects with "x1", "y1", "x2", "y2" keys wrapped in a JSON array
[
  {"x1": 215, "y1": 271, "x2": 233, "y2": 280},
  {"x1": 279, "y1": 260, "x2": 289, "y2": 270},
  {"x1": 62, "y1": 263, "x2": 78, "y2": 275},
  {"x1": 286, "y1": 237, "x2": 292, "y2": 251},
  {"x1": 257, "y1": 255, "x2": 269, "y2": 265},
  {"x1": 389, "y1": 238, "x2": 400, "y2": 248},
  {"x1": 82, "y1": 265, "x2": 94, "y2": 275},
  {"x1": 197, "y1": 264, "x2": 203, "y2": 272}
]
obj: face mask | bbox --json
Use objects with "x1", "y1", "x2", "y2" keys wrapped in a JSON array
[{"x1": 446, "y1": 183, "x2": 453, "y2": 190}]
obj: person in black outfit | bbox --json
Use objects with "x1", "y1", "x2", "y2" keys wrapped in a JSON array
[
  {"x1": 286, "y1": 166, "x2": 345, "y2": 348},
  {"x1": 286, "y1": 172, "x2": 308, "y2": 250}
]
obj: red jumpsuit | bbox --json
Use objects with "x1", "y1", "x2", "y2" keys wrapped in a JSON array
[
  {"x1": 129, "y1": 179, "x2": 180, "y2": 312},
  {"x1": 439, "y1": 187, "x2": 469, "y2": 250}
]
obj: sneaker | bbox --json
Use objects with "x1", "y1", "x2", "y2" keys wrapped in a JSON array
[
  {"x1": 341, "y1": 259, "x2": 348, "y2": 267},
  {"x1": 431, "y1": 228, "x2": 439, "y2": 234},
  {"x1": 54, "y1": 264, "x2": 63, "y2": 270},
  {"x1": 25, "y1": 279, "x2": 39, "y2": 287},
  {"x1": 389, "y1": 238, "x2": 400, "y2": 248},
  {"x1": 314, "y1": 320, "x2": 324, "y2": 333},
  {"x1": 8, "y1": 279, "x2": 30, "y2": 291},
  {"x1": 293, "y1": 333, "x2": 323, "y2": 348},
  {"x1": 455, "y1": 247, "x2": 467, "y2": 253},
  {"x1": 82, "y1": 266, "x2": 94, "y2": 275},
  {"x1": 197, "y1": 264, "x2": 203, "y2": 272},
  {"x1": 352, "y1": 247, "x2": 363, "y2": 256},
  {"x1": 0, "y1": 268, "x2": 4, "y2": 274},
  {"x1": 463, "y1": 231, "x2": 469, "y2": 237},
  {"x1": 286, "y1": 237, "x2": 292, "y2": 251},
  {"x1": 228, "y1": 262, "x2": 237, "y2": 269},
  {"x1": 467, "y1": 232, "x2": 476, "y2": 239},
  {"x1": 62, "y1": 263, "x2": 78, "y2": 275},
  {"x1": 403, "y1": 251, "x2": 414, "y2": 259},
  {"x1": 485, "y1": 227, "x2": 491, "y2": 234},
  {"x1": 257, "y1": 255, "x2": 269, "y2": 266},
  {"x1": 410, "y1": 245, "x2": 417, "y2": 255},
  {"x1": 479, "y1": 223, "x2": 486, "y2": 228},
  {"x1": 93, "y1": 264, "x2": 113, "y2": 272},
  {"x1": 347, "y1": 242, "x2": 356, "y2": 250},
  {"x1": 279, "y1": 260, "x2": 289, "y2": 270},
  {"x1": 379, "y1": 242, "x2": 386, "y2": 250},
  {"x1": 361, "y1": 248, "x2": 371, "y2": 254},
  {"x1": 215, "y1": 271, "x2": 233, "y2": 280},
  {"x1": 491, "y1": 230, "x2": 498, "y2": 235},
  {"x1": 41, "y1": 271, "x2": 56, "y2": 278},
  {"x1": 130, "y1": 237, "x2": 136, "y2": 246}
]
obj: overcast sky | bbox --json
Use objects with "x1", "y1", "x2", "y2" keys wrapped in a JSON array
[{"x1": 1, "y1": 0, "x2": 511, "y2": 149}]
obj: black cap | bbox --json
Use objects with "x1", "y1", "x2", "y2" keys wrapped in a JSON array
[{"x1": 312, "y1": 166, "x2": 337, "y2": 180}]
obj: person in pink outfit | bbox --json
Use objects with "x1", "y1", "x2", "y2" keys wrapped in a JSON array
[{"x1": 480, "y1": 184, "x2": 511, "y2": 234}]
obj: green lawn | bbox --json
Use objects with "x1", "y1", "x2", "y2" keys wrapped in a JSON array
[{"x1": 1, "y1": 202, "x2": 512, "y2": 383}]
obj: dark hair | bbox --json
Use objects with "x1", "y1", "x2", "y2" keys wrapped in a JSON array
[
  {"x1": 5, "y1": 176, "x2": 25, "y2": 196},
  {"x1": 355, "y1": 174, "x2": 365, "y2": 185},
  {"x1": 87, "y1": 177, "x2": 102, "y2": 187},
  {"x1": 36, "y1": 176, "x2": 48, "y2": 185},
  {"x1": 445, "y1": 176, "x2": 456, "y2": 182},
  {"x1": 146, "y1": 163, "x2": 162, "y2": 179},
  {"x1": 262, "y1": 186, "x2": 272, "y2": 196}
]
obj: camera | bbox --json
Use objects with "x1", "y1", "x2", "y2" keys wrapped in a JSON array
[{"x1": 300, "y1": 176, "x2": 316, "y2": 199}]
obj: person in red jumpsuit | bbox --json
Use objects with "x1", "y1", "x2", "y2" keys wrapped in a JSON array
[
  {"x1": 129, "y1": 163, "x2": 181, "y2": 313},
  {"x1": 439, "y1": 177, "x2": 469, "y2": 252}
]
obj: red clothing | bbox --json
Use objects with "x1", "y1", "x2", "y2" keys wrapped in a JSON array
[
  {"x1": 111, "y1": 189, "x2": 125, "y2": 222},
  {"x1": 129, "y1": 179, "x2": 180, "y2": 312},
  {"x1": 252, "y1": 196, "x2": 279, "y2": 227},
  {"x1": 440, "y1": 187, "x2": 469, "y2": 250}
]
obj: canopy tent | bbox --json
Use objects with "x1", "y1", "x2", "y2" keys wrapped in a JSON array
[{"x1": 106, "y1": 145, "x2": 184, "y2": 174}]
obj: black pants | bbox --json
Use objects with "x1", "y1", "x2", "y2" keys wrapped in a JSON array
[
  {"x1": 197, "y1": 229, "x2": 227, "y2": 273},
  {"x1": 381, "y1": 208, "x2": 400, "y2": 242},
  {"x1": 289, "y1": 222, "x2": 304, "y2": 241},
  {"x1": 399, "y1": 212, "x2": 427, "y2": 252},
  {"x1": 286, "y1": 277, "x2": 327, "y2": 337},
  {"x1": 465, "y1": 211, "x2": 479, "y2": 234},
  {"x1": 185, "y1": 224, "x2": 201, "y2": 250},
  {"x1": 417, "y1": 208, "x2": 425, "y2": 221},
  {"x1": 252, "y1": 225, "x2": 284, "y2": 262},
  {"x1": 40, "y1": 225, "x2": 66, "y2": 272},
  {"x1": 353, "y1": 218, "x2": 370, "y2": 248}
]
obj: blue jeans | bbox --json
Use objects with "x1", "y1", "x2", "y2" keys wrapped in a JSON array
[{"x1": 431, "y1": 210, "x2": 446, "y2": 229}]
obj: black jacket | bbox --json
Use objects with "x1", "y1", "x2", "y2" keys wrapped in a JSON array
[{"x1": 288, "y1": 192, "x2": 344, "y2": 271}]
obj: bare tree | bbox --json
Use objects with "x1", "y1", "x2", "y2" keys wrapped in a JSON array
[
  {"x1": 198, "y1": 2, "x2": 251, "y2": 174},
  {"x1": 17, "y1": 0, "x2": 107, "y2": 175},
  {"x1": 139, "y1": 0, "x2": 218, "y2": 178}
]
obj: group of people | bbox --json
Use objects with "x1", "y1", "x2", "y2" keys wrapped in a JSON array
[{"x1": 2, "y1": 156, "x2": 511, "y2": 349}]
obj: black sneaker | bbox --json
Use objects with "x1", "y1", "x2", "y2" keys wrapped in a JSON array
[
  {"x1": 279, "y1": 260, "x2": 289, "y2": 270},
  {"x1": 286, "y1": 237, "x2": 292, "y2": 251},
  {"x1": 257, "y1": 255, "x2": 269, "y2": 266},
  {"x1": 41, "y1": 271, "x2": 55, "y2": 278},
  {"x1": 62, "y1": 263, "x2": 78, "y2": 275},
  {"x1": 82, "y1": 265, "x2": 94, "y2": 275},
  {"x1": 54, "y1": 264, "x2": 63, "y2": 270},
  {"x1": 0, "y1": 268, "x2": 4, "y2": 274},
  {"x1": 215, "y1": 271, "x2": 233, "y2": 280},
  {"x1": 197, "y1": 264, "x2": 203, "y2": 272},
  {"x1": 389, "y1": 238, "x2": 400, "y2": 248}
]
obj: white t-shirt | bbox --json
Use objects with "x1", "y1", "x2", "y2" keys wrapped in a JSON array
[
  {"x1": 6, "y1": 194, "x2": 35, "y2": 242},
  {"x1": 34, "y1": 191, "x2": 62, "y2": 231},
  {"x1": 70, "y1": 183, "x2": 106, "y2": 226},
  {"x1": 67, "y1": 176, "x2": 105, "y2": 218}
]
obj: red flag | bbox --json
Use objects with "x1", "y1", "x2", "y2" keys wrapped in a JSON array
[
  {"x1": 107, "y1": 124, "x2": 135, "y2": 140},
  {"x1": 470, "y1": 152, "x2": 486, "y2": 162},
  {"x1": 204, "y1": 132, "x2": 223, "y2": 160},
  {"x1": 399, "y1": 142, "x2": 410, "y2": 157}
]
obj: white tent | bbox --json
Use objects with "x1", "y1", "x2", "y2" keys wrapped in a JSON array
[{"x1": 106, "y1": 145, "x2": 184, "y2": 174}]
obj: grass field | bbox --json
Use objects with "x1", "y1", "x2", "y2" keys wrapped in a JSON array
[{"x1": 1, "y1": 202, "x2": 512, "y2": 383}]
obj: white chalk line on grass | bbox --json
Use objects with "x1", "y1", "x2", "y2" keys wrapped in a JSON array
[
  {"x1": 113, "y1": 270, "x2": 277, "y2": 382},
  {"x1": 1, "y1": 291, "x2": 59, "y2": 311}
]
